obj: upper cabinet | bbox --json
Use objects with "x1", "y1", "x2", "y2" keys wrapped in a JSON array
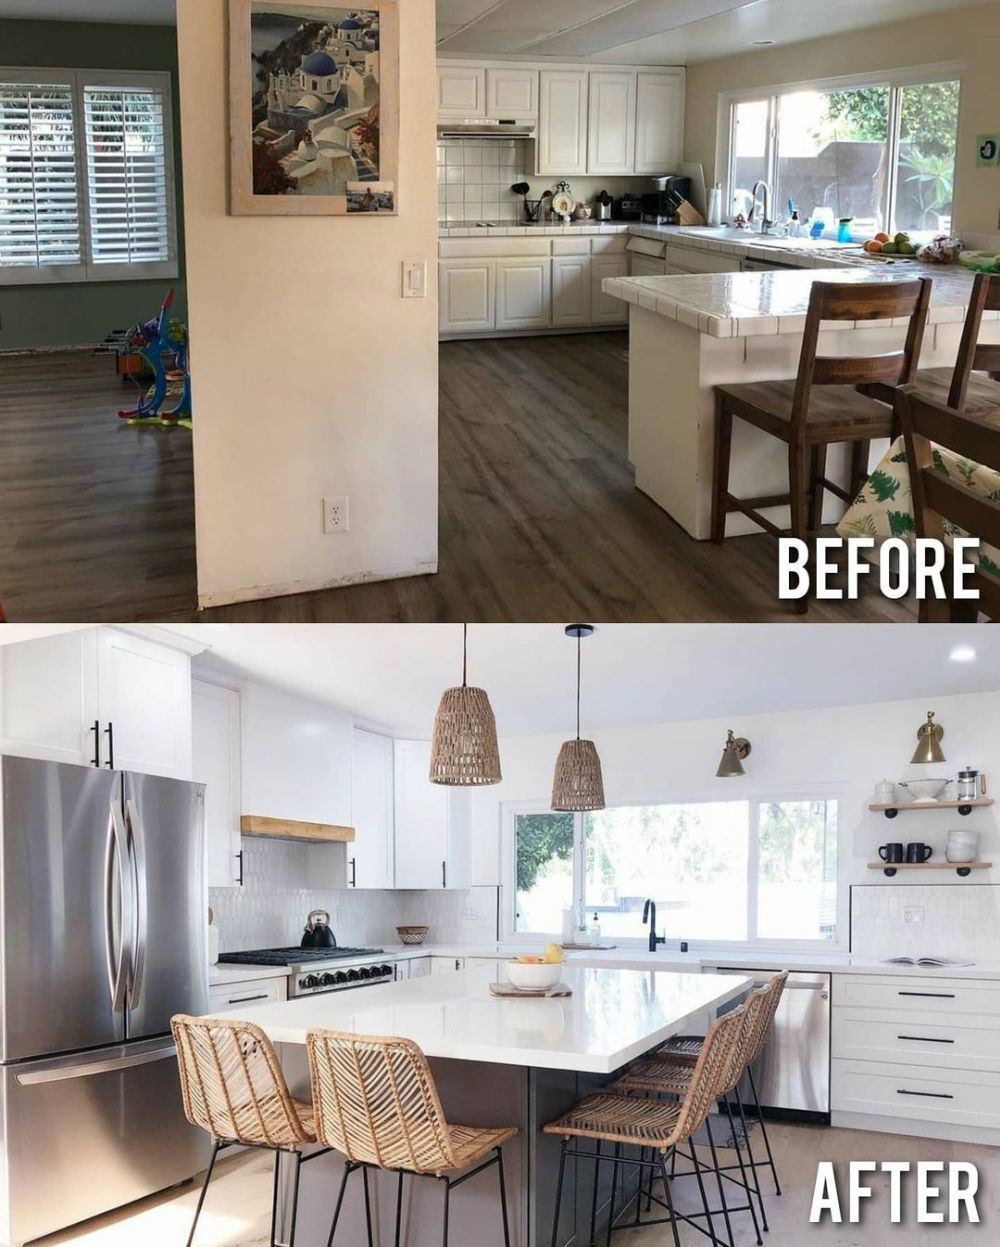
[
  {"x1": 350, "y1": 728, "x2": 395, "y2": 890},
  {"x1": 438, "y1": 65, "x2": 538, "y2": 121},
  {"x1": 192, "y1": 679, "x2": 243, "y2": 889},
  {"x1": 437, "y1": 65, "x2": 486, "y2": 119},
  {"x1": 587, "y1": 72, "x2": 637, "y2": 175},
  {"x1": 0, "y1": 627, "x2": 193, "y2": 779},
  {"x1": 537, "y1": 70, "x2": 589, "y2": 175},
  {"x1": 393, "y1": 739, "x2": 470, "y2": 890},
  {"x1": 486, "y1": 67, "x2": 538, "y2": 120},
  {"x1": 634, "y1": 70, "x2": 685, "y2": 174}
]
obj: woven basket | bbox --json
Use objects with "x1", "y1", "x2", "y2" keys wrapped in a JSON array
[
  {"x1": 551, "y1": 738, "x2": 605, "y2": 811},
  {"x1": 429, "y1": 685, "x2": 502, "y2": 786},
  {"x1": 397, "y1": 925, "x2": 429, "y2": 945}
]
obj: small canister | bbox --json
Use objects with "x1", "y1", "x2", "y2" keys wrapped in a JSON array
[
  {"x1": 875, "y1": 779, "x2": 896, "y2": 805},
  {"x1": 957, "y1": 767, "x2": 979, "y2": 802},
  {"x1": 946, "y1": 829, "x2": 979, "y2": 863}
]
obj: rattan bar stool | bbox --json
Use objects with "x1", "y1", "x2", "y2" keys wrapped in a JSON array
[
  {"x1": 306, "y1": 1029, "x2": 517, "y2": 1247},
  {"x1": 543, "y1": 1004, "x2": 750, "y2": 1247},
  {"x1": 171, "y1": 1014, "x2": 323, "y2": 1247}
]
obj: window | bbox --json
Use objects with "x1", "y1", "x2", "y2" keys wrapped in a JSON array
[
  {"x1": 724, "y1": 67, "x2": 960, "y2": 239},
  {"x1": 0, "y1": 69, "x2": 176, "y2": 284},
  {"x1": 506, "y1": 796, "x2": 839, "y2": 947}
]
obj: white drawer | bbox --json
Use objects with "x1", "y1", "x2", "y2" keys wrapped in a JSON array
[
  {"x1": 833, "y1": 1007, "x2": 1000, "y2": 1073},
  {"x1": 552, "y1": 237, "x2": 591, "y2": 255},
  {"x1": 833, "y1": 974, "x2": 1000, "y2": 1017},
  {"x1": 832, "y1": 1058, "x2": 1000, "y2": 1130},
  {"x1": 591, "y1": 236, "x2": 628, "y2": 254},
  {"x1": 208, "y1": 977, "x2": 286, "y2": 1013},
  {"x1": 663, "y1": 243, "x2": 741, "y2": 274},
  {"x1": 625, "y1": 237, "x2": 666, "y2": 259},
  {"x1": 439, "y1": 238, "x2": 550, "y2": 259}
]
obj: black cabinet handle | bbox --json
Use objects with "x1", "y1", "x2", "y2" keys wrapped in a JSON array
[
  {"x1": 896, "y1": 1088, "x2": 954, "y2": 1099},
  {"x1": 442, "y1": 859, "x2": 447, "y2": 888},
  {"x1": 898, "y1": 991, "x2": 956, "y2": 999},
  {"x1": 898, "y1": 1034, "x2": 955, "y2": 1044},
  {"x1": 228, "y1": 993, "x2": 268, "y2": 1005},
  {"x1": 104, "y1": 721, "x2": 115, "y2": 770},
  {"x1": 91, "y1": 720, "x2": 101, "y2": 768},
  {"x1": 349, "y1": 857, "x2": 357, "y2": 887},
  {"x1": 235, "y1": 850, "x2": 244, "y2": 887}
]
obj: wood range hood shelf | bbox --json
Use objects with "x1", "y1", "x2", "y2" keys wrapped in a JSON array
[{"x1": 240, "y1": 815, "x2": 355, "y2": 844}]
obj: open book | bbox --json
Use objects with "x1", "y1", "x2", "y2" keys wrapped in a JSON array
[{"x1": 884, "y1": 956, "x2": 974, "y2": 967}]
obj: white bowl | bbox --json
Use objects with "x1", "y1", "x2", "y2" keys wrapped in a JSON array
[
  {"x1": 898, "y1": 778, "x2": 952, "y2": 803},
  {"x1": 504, "y1": 960, "x2": 563, "y2": 991}
]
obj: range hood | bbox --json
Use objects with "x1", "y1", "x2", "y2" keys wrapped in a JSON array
[
  {"x1": 240, "y1": 814, "x2": 355, "y2": 843},
  {"x1": 437, "y1": 120, "x2": 535, "y2": 139}
]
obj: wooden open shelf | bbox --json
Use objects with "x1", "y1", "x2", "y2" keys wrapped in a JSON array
[
  {"x1": 869, "y1": 798, "x2": 994, "y2": 820},
  {"x1": 867, "y1": 860, "x2": 993, "y2": 878},
  {"x1": 240, "y1": 814, "x2": 355, "y2": 843}
]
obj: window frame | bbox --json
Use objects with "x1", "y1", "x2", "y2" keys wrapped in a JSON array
[
  {"x1": 0, "y1": 66, "x2": 178, "y2": 286},
  {"x1": 502, "y1": 783, "x2": 846, "y2": 954},
  {"x1": 716, "y1": 61, "x2": 964, "y2": 238}
]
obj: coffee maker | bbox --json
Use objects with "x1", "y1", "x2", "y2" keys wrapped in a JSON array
[{"x1": 641, "y1": 175, "x2": 692, "y2": 224}]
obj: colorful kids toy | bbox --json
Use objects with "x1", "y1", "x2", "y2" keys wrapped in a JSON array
[{"x1": 116, "y1": 288, "x2": 192, "y2": 427}]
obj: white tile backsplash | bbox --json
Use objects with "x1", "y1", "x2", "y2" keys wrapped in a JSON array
[
  {"x1": 209, "y1": 839, "x2": 498, "y2": 952},
  {"x1": 851, "y1": 884, "x2": 1000, "y2": 961}
]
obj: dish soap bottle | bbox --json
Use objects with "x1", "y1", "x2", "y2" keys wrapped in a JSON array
[{"x1": 588, "y1": 912, "x2": 602, "y2": 943}]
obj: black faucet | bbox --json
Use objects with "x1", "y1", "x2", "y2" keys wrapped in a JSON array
[{"x1": 643, "y1": 899, "x2": 666, "y2": 953}]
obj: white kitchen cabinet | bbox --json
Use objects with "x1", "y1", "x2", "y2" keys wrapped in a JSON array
[
  {"x1": 439, "y1": 259, "x2": 496, "y2": 334},
  {"x1": 393, "y1": 739, "x2": 471, "y2": 890},
  {"x1": 590, "y1": 253, "x2": 629, "y2": 324},
  {"x1": 0, "y1": 627, "x2": 192, "y2": 778},
  {"x1": 350, "y1": 728, "x2": 395, "y2": 890},
  {"x1": 587, "y1": 71, "x2": 636, "y2": 175},
  {"x1": 536, "y1": 70, "x2": 588, "y2": 175},
  {"x1": 551, "y1": 255, "x2": 592, "y2": 327},
  {"x1": 192, "y1": 679, "x2": 242, "y2": 889},
  {"x1": 634, "y1": 71, "x2": 685, "y2": 175},
  {"x1": 408, "y1": 957, "x2": 432, "y2": 979},
  {"x1": 208, "y1": 976, "x2": 286, "y2": 1013},
  {"x1": 495, "y1": 258, "x2": 550, "y2": 331},
  {"x1": 430, "y1": 956, "x2": 466, "y2": 974},
  {"x1": 486, "y1": 67, "x2": 537, "y2": 120},
  {"x1": 437, "y1": 65, "x2": 486, "y2": 119},
  {"x1": 629, "y1": 254, "x2": 666, "y2": 278},
  {"x1": 663, "y1": 243, "x2": 741, "y2": 274}
]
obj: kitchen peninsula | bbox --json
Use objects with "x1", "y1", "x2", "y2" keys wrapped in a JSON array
[{"x1": 227, "y1": 963, "x2": 752, "y2": 1247}]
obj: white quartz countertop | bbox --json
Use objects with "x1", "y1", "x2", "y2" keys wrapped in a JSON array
[{"x1": 222, "y1": 965, "x2": 752, "y2": 1073}]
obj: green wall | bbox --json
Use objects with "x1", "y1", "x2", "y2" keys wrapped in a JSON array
[{"x1": 0, "y1": 19, "x2": 186, "y2": 351}]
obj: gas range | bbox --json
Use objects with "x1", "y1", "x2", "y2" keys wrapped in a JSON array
[{"x1": 218, "y1": 946, "x2": 397, "y2": 997}]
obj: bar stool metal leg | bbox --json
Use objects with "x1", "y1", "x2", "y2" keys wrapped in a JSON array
[
  {"x1": 326, "y1": 1162, "x2": 356, "y2": 1247},
  {"x1": 550, "y1": 1140, "x2": 569, "y2": 1247},
  {"x1": 589, "y1": 1140, "x2": 602, "y2": 1244},
  {"x1": 734, "y1": 1090, "x2": 769, "y2": 1231},
  {"x1": 496, "y1": 1148, "x2": 512, "y2": 1247},
  {"x1": 704, "y1": 1115, "x2": 736, "y2": 1247},
  {"x1": 723, "y1": 1096, "x2": 763, "y2": 1245},
  {"x1": 362, "y1": 1164, "x2": 375, "y2": 1247},
  {"x1": 394, "y1": 1171, "x2": 405, "y2": 1247},
  {"x1": 185, "y1": 1139, "x2": 223, "y2": 1247},
  {"x1": 657, "y1": 1152, "x2": 683, "y2": 1247},
  {"x1": 747, "y1": 1067, "x2": 782, "y2": 1195},
  {"x1": 605, "y1": 1143, "x2": 621, "y2": 1247},
  {"x1": 441, "y1": 1175, "x2": 451, "y2": 1247}
]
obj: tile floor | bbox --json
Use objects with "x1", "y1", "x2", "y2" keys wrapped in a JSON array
[{"x1": 34, "y1": 1122, "x2": 997, "y2": 1246}]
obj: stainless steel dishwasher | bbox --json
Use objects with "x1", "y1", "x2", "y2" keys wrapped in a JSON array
[{"x1": 706, "y1": 967, "x2": 831, "y2": 1124}]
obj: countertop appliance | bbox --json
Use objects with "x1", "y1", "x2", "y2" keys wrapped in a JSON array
[
  {"x1": 595, "y1": 190, "x2": 613, "y2": 220},
  {"x1": 0, "y1": 754, "x2": 209, "y2": 1247},
  {"x1": 707, "y1": 967, "x2": 831, "y2": 1123},
  {"x1": 615, "y1": 193, "x2": 643, "y2": 222},
  {"x1": 641, "y1": 175, "x2": 692, "y2": 225},
  {"x1": 218, "y1": 946, "x2": 395, "y2": 997}
]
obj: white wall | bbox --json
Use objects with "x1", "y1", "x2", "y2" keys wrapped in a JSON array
[
  {"x1": 469, "y1": 690, "x2": 1000, "y2": 944},
  {"x1": 175, "y1": 0, "x2": 439, "y2": 608}
]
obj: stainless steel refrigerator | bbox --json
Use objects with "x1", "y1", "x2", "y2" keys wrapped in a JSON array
[{"x1": 0, "y1": 755, "x2": 210, "y2": 1247}]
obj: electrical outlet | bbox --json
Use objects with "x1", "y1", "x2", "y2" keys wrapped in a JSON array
[
  {"x1": 902, "y1": 906, "x2": 924, "y2": 925},
  {"x1": 323, "y1": 495, "x2": 350, "y2": 534},
  {"x1": 463, "y1": 904, "x2": 480, "y2": 921}
]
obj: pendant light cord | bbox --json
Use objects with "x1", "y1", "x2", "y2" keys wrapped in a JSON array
[
  {"x1": 462, "y1": 622, "x2": 468, "y2": 688},
  {"x1": 576, "y1": 631, "x2": 581, "y2": 740}
]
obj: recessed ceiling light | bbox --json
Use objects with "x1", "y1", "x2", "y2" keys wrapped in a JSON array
[
  {"x1": 751, "y1": 39, "x2": 775, "y2": 45},
  {"x1": 949, "y1": 644, "x2": 976, "y2": 663}
]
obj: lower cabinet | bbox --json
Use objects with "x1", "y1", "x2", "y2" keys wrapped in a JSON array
[
  {"x1": 407, "y1": 957, "x2": 432, "y2": 979},
  {"x1": 551, "y1": 254, "x2": 592, "y2": 327},
  {"x1": 430, "y1": 956, "x2": 466, "y2": 974},
  {"x1": 439, "y1": 258, "x2": 496, "y2": 334},
  {"x1": 496, "y1": 258, "x2": 551, "y2": 331},
  {"x1": 591, "y1": 253, "x2": 628, "y2": 323},
  {"x1": 208, "y1": 976, "x2": 287, "y2": 1013},
  {"x1": 629, "y1": 253, "x2": 666, "y2": 278}
]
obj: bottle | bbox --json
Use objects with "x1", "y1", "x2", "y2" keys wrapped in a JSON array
[
  {"x1": 788, "y1": 210, "x2": 802, "y2": 238},
  {"x1": 589, "y1": 912, "x2": 602, "y2": 942}
]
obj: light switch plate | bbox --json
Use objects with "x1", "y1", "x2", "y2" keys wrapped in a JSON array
[
  {"x1": 902, "y1": 906, "x2": 924, "y2": 925},
  {"x1": 402, "y1": 260, "x2": 426, "y2": 298}
]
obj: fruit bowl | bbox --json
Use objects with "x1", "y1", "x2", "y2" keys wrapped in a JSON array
[
  {"x1": 897, "y1": 778, "x2": 952, "y2": 803},
  {"x1": 504, "y1": 960, "x2": 564, "y2": 991},
  {"x1": 396, "y1": 925, "x2": 429, "y2": 945}
]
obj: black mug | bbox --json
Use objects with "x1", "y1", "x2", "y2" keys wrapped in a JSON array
[
  {"x1": 878, "y1": 843, "x2": 904, "y2": 863},
  {"x1": 906, "y1": 842, "x2": 933, "y2": 863}
]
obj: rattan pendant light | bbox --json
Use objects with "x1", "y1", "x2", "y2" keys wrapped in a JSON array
[
  {"x1": 429, "y1": 624, "x2": 502, "y2": 786},
  {"x1": 551, "y1": 624, "x2": 605, "y2": 812}
]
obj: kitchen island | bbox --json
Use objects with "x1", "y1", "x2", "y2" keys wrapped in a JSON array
[
  {"x1": 224, "y1": 963, "x2": 751, "y2": 1247},
  {"x1": 603, "y1": 265, "x2": 999, "y2": 539}
]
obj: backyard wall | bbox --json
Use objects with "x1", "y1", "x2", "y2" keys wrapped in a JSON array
[
  {"x1": 176, "y1": 0, "x2": 438, "y2": 608},
  {"x1": 0, "y1": 19, "x2": 185, "y2": 351},
  {"x1": 683, "y1": 0, "x2": 1000, "y2": 240}
]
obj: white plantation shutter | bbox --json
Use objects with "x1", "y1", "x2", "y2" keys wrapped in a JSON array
[
  {"x1": 0, "y1": 80, "x2": 83, "y2": 274},
  {"x1": 84, "y1": 81, "x2": 173, "y2": 271}
]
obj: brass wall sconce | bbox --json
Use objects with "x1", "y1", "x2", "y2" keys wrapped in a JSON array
[{"x1": 717, "y1": 729, "x2": 751, "y2": 778}]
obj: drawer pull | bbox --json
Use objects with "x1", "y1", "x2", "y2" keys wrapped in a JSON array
[
  {"x1": 227, "y1": 993, "x2": 269, "y2": 1004},
  {"x1": 896, "y1": 1088, "x2": 954, "y2": 1100},
  {"x1": 897, "y1": 1034, "x2": 955, "y2": 1044},
  {"x1": 897, "y1": 991, "x2": 956, "y2": 999}
]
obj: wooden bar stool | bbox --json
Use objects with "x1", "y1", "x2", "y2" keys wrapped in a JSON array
[
  {"x1": 171, "y1": 1014, "x2": 320, "y2": 1247},
  {"x1": 912, "y1": 272, "x2": 1000, "y2": 413},
  {"x1": 544, "y1": 1004, "x2": 749, "y2": 1247},
  {"x1": 898, "y1": 384, "x2": 1000, "y2": 622},
  {"x1": 711, "y1": 278, "x2": 931, "y2": 606},
  {"x1": 306, "y1": 1029, "x2": 517, "y2": 1247}
]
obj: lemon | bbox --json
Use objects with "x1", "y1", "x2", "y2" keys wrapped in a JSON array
[{"x1": 542, "y1": 943, "x2": 564, "y2": 964}]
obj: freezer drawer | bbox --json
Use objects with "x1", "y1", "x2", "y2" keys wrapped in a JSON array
[{"x1": 0, "y1": 1040, "x2": 209, "y2": 1246}]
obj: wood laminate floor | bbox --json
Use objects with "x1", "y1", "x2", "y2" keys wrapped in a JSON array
[
  {"x1": 34, "y1": 1121, "x2": 996, "y2": 1245},
  {"x1": 1, "y1": 339, "x2": 912, "y2": 622}
]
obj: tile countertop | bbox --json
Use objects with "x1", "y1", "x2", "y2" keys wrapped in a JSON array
[
  {"x1": 212, "y1": 964, "x2": 752, "y2": 1073},
  {"x1": 603, "y1": 264, "x2": 987, "y2": 339}
]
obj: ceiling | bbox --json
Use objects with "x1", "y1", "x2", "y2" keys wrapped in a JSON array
[
  {"x1": 134, "y1": 623, "x2": 1000, "y2": 738},
  {"x1": 0, "y1": 0, "x2": 175, "y2": 22},
  {"x1": 437, "y1": 0, "x2": 983, "y2": 64}
]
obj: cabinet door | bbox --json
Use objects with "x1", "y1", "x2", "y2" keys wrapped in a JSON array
[
  {"x1": 591, "y1": 254, "x2": 628, "y2": 324},
  {"x1": 629, "y1": 254, "x2": 666, "y2": 278},
  {"x1": 408, "y1": 957, "x2": 432, "y2": 979},
  {"x1": 97, "y1": 629, "x2": 192, "y2": 779},
  {"x1": 634, "y1": 71, "x2": 685, "y2": 175},
  {"x1": 551, "y1": 255, "x2": 592, "y2": 327},
  {"x1": 439, "y1": 259, "x2": 496, "y2": 334},
  {"x1": 350, "y1": 728, "x2": 395, "y2": 889},
  {"x1": 192, "y1": 680, "x2": 242, "y2": 889},
  {"x1": 587, "y1": 72, "x2": 636, "y2": 175},
  {"x1": 430, "y1": 957, "x2": 466, "y2": 974},
  {"x1": 495, "y1": 258, "x2": 551, "y2": 331},
  {"x1": 0, "y1": 629, "x2": 99, "y2": 765},
  {"x1": 393, "y1": 739, "x2": 449, "y2": 889},
  {"x1": 537, "y1": 71, "x2": 588, "y2": 175},
  {"x1": 437, "y1": 65, "x2": 486, "y2": 118},
  {"x1": 486, "y1": 67, "x2": 537, "y2": 119}
]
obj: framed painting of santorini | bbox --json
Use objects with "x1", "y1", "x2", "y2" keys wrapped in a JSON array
[{"x1": 229, "y1": 0, "x2": 398, "y2": 215}]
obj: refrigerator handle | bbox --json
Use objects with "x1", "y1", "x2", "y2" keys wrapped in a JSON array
[
  {"x1": 104, "y1": 800, "x2": 130, "y2": 1013},
  {"x1": 125, "y1": 797, "x2": 147, "y2": 1007}
]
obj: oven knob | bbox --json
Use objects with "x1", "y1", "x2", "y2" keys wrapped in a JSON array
[
  {"x1": 320, "y1": 973, "x2": 335, "y2": 986},
  {"x1": 359, "y1": 967, "x2": 371, "y2": 979},
  {"x1": 347, "y1": 969, "x2": 360, "y2": 981},
  {"x1": 380, "y1": 965, "x2": 393, "y2": 977},
  {"x1": 302, "y1": 975, "x2": 319, "y2": 989},
  {"x1": 334, "y1": 971, "x2": 348, "y2": 984}
]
